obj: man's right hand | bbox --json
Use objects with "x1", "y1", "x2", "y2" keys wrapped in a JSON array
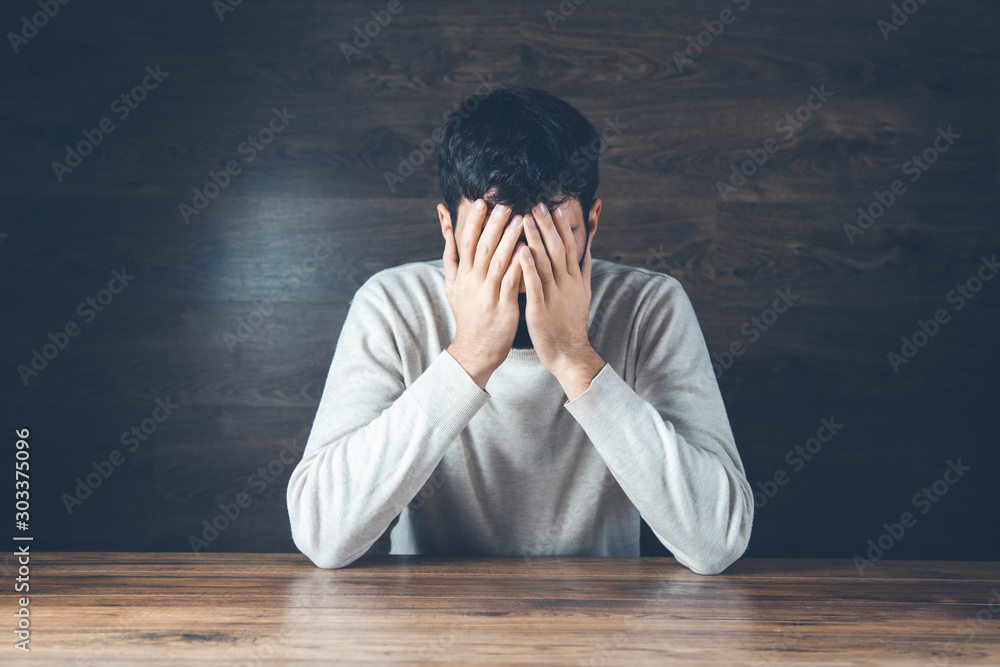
[{"x1": 443, "y1": 199, "x2": 527, "y2": 389}]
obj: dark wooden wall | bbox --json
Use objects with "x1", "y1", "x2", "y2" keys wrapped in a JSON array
[{"x1": 1, "y1": 0, "x2": 996, "y2": 562}]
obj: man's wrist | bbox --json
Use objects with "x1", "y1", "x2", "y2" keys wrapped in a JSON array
[
  {"x1": 447, "y1": 342, "x2": 497, "y2": 390},
  {"x1": 554, "y1": 346, "x2": 606, "y2": 401}
]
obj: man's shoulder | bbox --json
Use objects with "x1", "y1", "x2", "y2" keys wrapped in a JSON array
[
  {"x1": 368, "y1": 258, "x2": 444, "y2": 284},
  {"x1": 591, "y1": 258, "x2": 677, "y2": 285},
  {"x1": 353, "y1": 259, "x2": 445, "y2": 306},
  {"x1": 590, "y1": 258, "x2": 688, "y2": 304}
]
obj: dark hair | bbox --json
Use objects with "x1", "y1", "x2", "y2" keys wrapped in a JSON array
[{"x1": 437, "y1": 86, "x2": 600, "y2": 231}]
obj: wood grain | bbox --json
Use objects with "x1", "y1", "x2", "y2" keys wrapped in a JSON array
[{"x1": 5, "y1": 553, "x2": 1000, "y2": 665}]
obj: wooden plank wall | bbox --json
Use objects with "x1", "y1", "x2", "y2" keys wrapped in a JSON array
[{"x1": 0, "y1": 0, "x2": 996, "y2": 561}]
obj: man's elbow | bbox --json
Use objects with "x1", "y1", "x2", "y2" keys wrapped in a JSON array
[
  {"x1": 679, "y1": 534, "x2": 749, "y2": 575},
  {"x1": 682, "y1": 547, "x2": 744, "y2": 576},
  {"x1": 682, "y1": 497, "x2": 753, "y2": 575},
  {"x1": 290, "y1": 525, "x2": 363, "y2": 570},
  {"x1": 287, "y1": 479, "x2": 362, "y2": 570},
  {"x1": 303, "y1": 548, "x2": 359, "y2": 570}
]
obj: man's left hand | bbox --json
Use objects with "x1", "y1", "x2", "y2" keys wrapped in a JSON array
[{"x1": 518, "y1": 201, "x2": 606, "y2": 400}]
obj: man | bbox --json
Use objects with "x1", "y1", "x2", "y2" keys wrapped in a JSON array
[{"x1": 287, "y1": 87, "x2": 753, "y2": 575}]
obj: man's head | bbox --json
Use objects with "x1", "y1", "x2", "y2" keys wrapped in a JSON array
[
  {"x1": 435, "y1": 87, "x2": 603, "y2": 348},
  {"x1": 437, "y1": 85, "x2": 601, "y2": 224},
  {"x1": 435, "y1": 86, "x2": 603, "y2": 298}
]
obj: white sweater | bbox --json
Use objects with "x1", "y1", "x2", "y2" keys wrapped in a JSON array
[{"x1": 286, "y1": 258, "x2": 753, "y2": 575}]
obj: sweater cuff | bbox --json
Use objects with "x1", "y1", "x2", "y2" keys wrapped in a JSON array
[
  {"x1": 429, "y1": 347, "x2": 492, "y2": 408},
  {"x1": 563, "y1": 363, "x2": 641, "y2": 446}
]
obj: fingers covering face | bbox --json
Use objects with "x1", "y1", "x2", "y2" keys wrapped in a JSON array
[
  {"x1": 463, "y1": 200, "x2": 515, "y2": 276},
  {"x1": 527, "y1": 201, "x2": 580, "y2": 280},
  {"x1": 458, "y1": 198, "x2": 585, "y2": 282}
]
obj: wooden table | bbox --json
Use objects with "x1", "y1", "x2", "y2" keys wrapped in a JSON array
[{"x1": 7, "y1": 553, "x2": 999, "y2": 665}]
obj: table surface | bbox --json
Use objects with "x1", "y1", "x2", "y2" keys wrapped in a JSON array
[{"x1": 6, "y1": 553, "x2": 1000, "y2": 665}]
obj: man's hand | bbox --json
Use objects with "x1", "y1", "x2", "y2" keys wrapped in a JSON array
[
  {"x1": 518, "y1": 202, "x2": 605, "y2": 400},
  {"x1": 444, "y1": 199, "x2": 527, "y2": 389}
]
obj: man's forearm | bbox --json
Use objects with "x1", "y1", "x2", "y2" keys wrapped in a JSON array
[
  {"x1": 562, "y1": 365, "x2": 753, "y2": 574},
  {"x1": 288, "y1": 349, "x2": 490, "y2": 569}
]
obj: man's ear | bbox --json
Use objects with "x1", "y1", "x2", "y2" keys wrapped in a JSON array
[
  {"x1": 588, "y1": 197, "x2": 601, "y2": 245},
  {"x1": 437, "y1": 203, "x2": 453, "y2": 242}
]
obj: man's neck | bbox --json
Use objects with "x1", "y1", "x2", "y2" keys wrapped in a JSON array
[{"x1": 511, "y1": 318, "x2": 533, "y2": 349}]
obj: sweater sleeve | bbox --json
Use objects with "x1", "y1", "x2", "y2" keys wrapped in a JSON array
[
  {"x1": 286, "y1": 281, "x2": 490, "y2": 568},
  {"x1": 563, "y1": 277, "x2": 754, "y2": 575}
]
